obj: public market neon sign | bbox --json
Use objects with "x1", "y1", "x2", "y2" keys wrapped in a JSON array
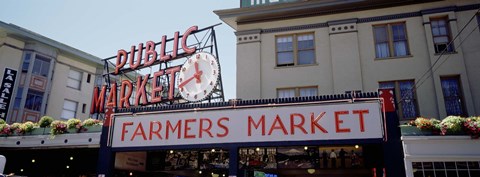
[{"x1": 91, "y1": 26, "x2": 198, "y2": 114}]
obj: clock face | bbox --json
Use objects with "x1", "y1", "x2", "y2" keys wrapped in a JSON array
[{"x1": 178, "y1": 52, "x2": 220, "y2": 102}]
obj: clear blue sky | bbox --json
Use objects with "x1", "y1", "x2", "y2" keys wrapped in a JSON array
[{"x1": 0, "y1": 0, "x2": 238, "y2": 100}]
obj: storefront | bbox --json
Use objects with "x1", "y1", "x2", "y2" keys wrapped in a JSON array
[{"x1": 96, "y1": 93, "x2": 404, "y2": 177}]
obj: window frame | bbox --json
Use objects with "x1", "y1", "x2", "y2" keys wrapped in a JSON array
[
  {"x1": 372, "y1": 22, "x2": 410, "y2": 59},
  {"x1": 430, "y1": 16, "x2": 454, "y2": 53},
  {"x1": 440, "y1": 75, "x2": 466, "y2": 117},
  {"x1": 379, "y1": 80, "x2": 418, "y2": 119},
  {"x1": 61, "y1": 99, "x2": 78, "y2": 119},
  {"x1": 24, "y1": 89, "x2": 43, "y2": 112},
  {"x1": 277, "y1": 86, "x2": 318, "y2": 98},
  {"x1": 67, "y1": 69, "x2": 83, "y2": 90},
  {"x1": 275, "y1": 32, "x2": 316, "y2": 67},
  {"x1": 32, "y1": 55, "x2": 51, "y2": 77}
]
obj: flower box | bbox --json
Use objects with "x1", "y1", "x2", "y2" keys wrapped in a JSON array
[
  {"x1": 30, "y1": 127, "x2": 51, "y2": 135},
  {"x1": 400, "y1": 126, "x2": 434, "y2": 136},
  {"x1": 82, "y1": 125, "x2": 103, "y2": 133}
]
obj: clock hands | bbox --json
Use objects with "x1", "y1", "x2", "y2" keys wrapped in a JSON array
[{"x1": 179, "y1": 61, "x2": 203, "y2": 88}]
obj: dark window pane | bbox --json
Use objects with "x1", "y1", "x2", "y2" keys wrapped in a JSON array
[
  {"x1": 457, "y1": 171, "x2": 468, "y2": 177},
  {"x1": 456, "y1": 162, "x2": 468, "y2": 169},
  {"x1": 446, "y1": 170, "x2": 458, "y2": 177},
  {"x1": 424, "y1": 170, "x2": 434, "y2": 177},
  {"x1": 441, "y1": 77, "x2": 464, "y2": 116},
  {"x1": 413, "y1": 162, "x2": 423, "y2": 169},
  {"x1": 392, "y1": 24, "x2": 406, "y2": 41},
  {"x1": 423, "y1": 162, "x2": 433, "y2": 169},
  {"x1": 376, "y1": 42, "x2": 390, "y2": 58},
  {"x1": 445, "y1": 162, "x2": 456, "y2": 169},
  {"x1": 470, "y1": 170, "x2": 480, "y2": 177},
  {"x1": 436, "y1": 170, "x2": 447, "y2": 177},
  {"x1": 22, "y1": 53, "x2": 31, "y2": 72},
  {"x1": 435, "y1": 162, "x2": 445, "y2": 169},
  {"x1": 468, "y1": 162, "x2": 480, "y2": 169},
  {"x1": 414, "y1": 170, "x2": 424, "y2": 177}
]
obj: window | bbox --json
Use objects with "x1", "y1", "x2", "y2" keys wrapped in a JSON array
[
  {"x1": 61, "y1": 100, "x2": 78, "y2": 119},
  {"x1": 22, "y1": 53, "x2": 31, "y2": 72},
  {"x1": 67, "y1": 69, "x2": 82, "y2": 90},
  {"x1": 13, "y1": 87, "x2": 23, "y2": 108},
  {"x1": 32, "y1": 56, "x2": 50, "y2": 77},
  {"x1": 379, "y1": 80, "x2": 417, "y2": 119},
  {"x1": 277, "y1": 86, "x2": 317, "y2": 98},
  {"x1": 412, "y1": 161, "x2": 480, "y2": 177},
  {"x1": 440, "y1": 76, "x2": 465, "y2": 116},
  {"x1": 87, "y1": 74, "x2": 91, "y2": 83},
  {"x1": 24, "y1": 89, "x2": 43, "y2": 111},
  {"x1": 373, "y1": 23, "x2": 409, "y2": 58},
  {"x1": 276, "y1": 33, "x2": 315, "y2": 67},
  {"x1": 430, "y1": 17, "x2": 454, "y2": 53}
]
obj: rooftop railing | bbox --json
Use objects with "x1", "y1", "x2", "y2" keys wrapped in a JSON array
[{"x1": 241, "y1": 0, "x2": 300, "y2": 7}]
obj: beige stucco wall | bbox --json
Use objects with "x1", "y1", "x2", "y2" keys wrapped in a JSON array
[
  {"x1": 0, "y1": 35, "x2": 24, "y2": 79},
  {"x1": 234, "y1": 0, "x2": 480, "y2": 118},
  {"x1": 46, "y1": 54, "x2": 97, "y2": 120}
]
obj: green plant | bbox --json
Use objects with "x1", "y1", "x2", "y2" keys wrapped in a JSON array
[
  {"x1": 463, "y1": 117, "x2": 480, "y2": 139},
  {"x1": 50, "y1": 120, "x2": 67, "y2": 135},
  {"x1": 414, "y1": 117, "x2": 435, "y2": 130},
  {"x1": 39, "y1": 116, "x2": 54, "y2": 128},
  {"x1": 0, "y1": 123, "x2": 11, "y2": 135},
  {"x1": 10, "y1": 122, "x2": 22, "y2": 134},
  {"x1": 439, "y1": 116, "x2": 465, "y2": 135},
  {"x1": 22, "y1": 121, "x2": 35, "y2": 133},
  {"x1": 0, "y1": 119, "x2": 5, "y2": 124},
  {"x1": 83, "y1": 118, "x2": 101, "y2": 126},
  {"x1": 66, "y1": 118, "x2": 82, "y2": 129}
]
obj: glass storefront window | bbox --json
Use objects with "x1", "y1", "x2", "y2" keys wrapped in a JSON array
[{"x1": 412, "y1": 161, "x2": 480, "y2": 177}]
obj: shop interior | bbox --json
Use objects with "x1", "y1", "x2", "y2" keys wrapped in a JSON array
[{"x1": 113, "y1": 144, "x2": 384, "y2": 177}]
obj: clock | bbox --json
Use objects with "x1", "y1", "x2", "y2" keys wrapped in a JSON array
[{"x1": 178, "y1": 52, "x2": 220, "y2": 102}]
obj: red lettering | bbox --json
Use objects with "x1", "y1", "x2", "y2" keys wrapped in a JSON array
[
  {"x1": 166, "y1": 66, "x2": 181, "y2": 100},
  {"x1": 268, "y1": 115, "x2": 288, "y2": 135},
  {"x1": 115, "y1": 50, "x2": 127, "y2": 74},
  {"x1": 160, "y1": 35, "x2": 171, "y2": 61},
  {"x1": 151, "y1": 70, "x2": 164, "y2": 103},
  {"x1": 335, "y1": 111, "x2": 351, "y2": 133},
  {"x1": 217, "y1": 117, "x2": 229, "y2": 137},
  {"x1": 149, "y1": 121, "x2": 162, "y2": 140},
  {"x1": 166, "y1": 120, "x2": 182, "y2": 139},
  {"x1": 184, "y1": 119, "x2": 196, "y2": 139},
  {"x1": 106, "y1": 83, "x2": 117, "y2": 108},
  {"x1": 121, "y1": 122, "x2": 133, "y2": 141},
  {"x1": 199, "y1": 118, "x2": 213, "y2": 138},
  {"x1": 119, "y1": 80, "x2": 133, "y2": 108},
  {"x1": 130, "y1": 122, "x2": 147, "y2": 141},
  {"x1": 182, "y1": 26, "x2": 198, "y2": 54},
  {"x1": 135, "y1": 74, "x2": 149, "y2": 106},
  {"x1": 90, "y1": 86, "x2": 106, "y2": 114},
  {"x1": 290, "y1": 113, "x2": 307, "y2": 135},
  {"x1": 311, "y1": 112, "x2": 328, "y2": 133},
  {"x1": 353, "y1": 110, "x2": 369, "y2": 132},
  {"x1": 144, "y1": 41, "x2": 157, "y2": 67},
  {"x1": 248, "y1": 115, "x2": 265, "y2": 136},
  {"x1": 171, "y1": 31, "x2": 179, "y2": 58},
  {"x1": 129, "y1": 43, "x2": 142, "y2": 70}
]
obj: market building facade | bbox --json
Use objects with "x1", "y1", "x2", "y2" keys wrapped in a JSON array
[
  {"x1": 0, "y1": 21, "x2": 104, "y2": 123},
  {"x1": 215, "y1": 0, "x2": 480, "y2": 177},
  {"x1": 215, "y1": 0, "x2": 480, "y2": 120}
]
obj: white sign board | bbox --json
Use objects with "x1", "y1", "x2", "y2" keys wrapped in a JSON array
[{"x1": 111, "y1": 102, "x2": 383, "y2": 148}]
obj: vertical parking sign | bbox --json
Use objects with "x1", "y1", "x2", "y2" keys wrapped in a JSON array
[{"x1": 0, "y1": 68, "x2": 17, "y2": 120}]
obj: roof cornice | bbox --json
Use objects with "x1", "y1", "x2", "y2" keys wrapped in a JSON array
[{"x1": 0, "y1": 21, "x2": 103, "y2": 66}]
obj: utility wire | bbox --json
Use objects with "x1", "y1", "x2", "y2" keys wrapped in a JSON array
[{"x1": 395, "y1": 8, "x2": 480, "y2": 106}]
